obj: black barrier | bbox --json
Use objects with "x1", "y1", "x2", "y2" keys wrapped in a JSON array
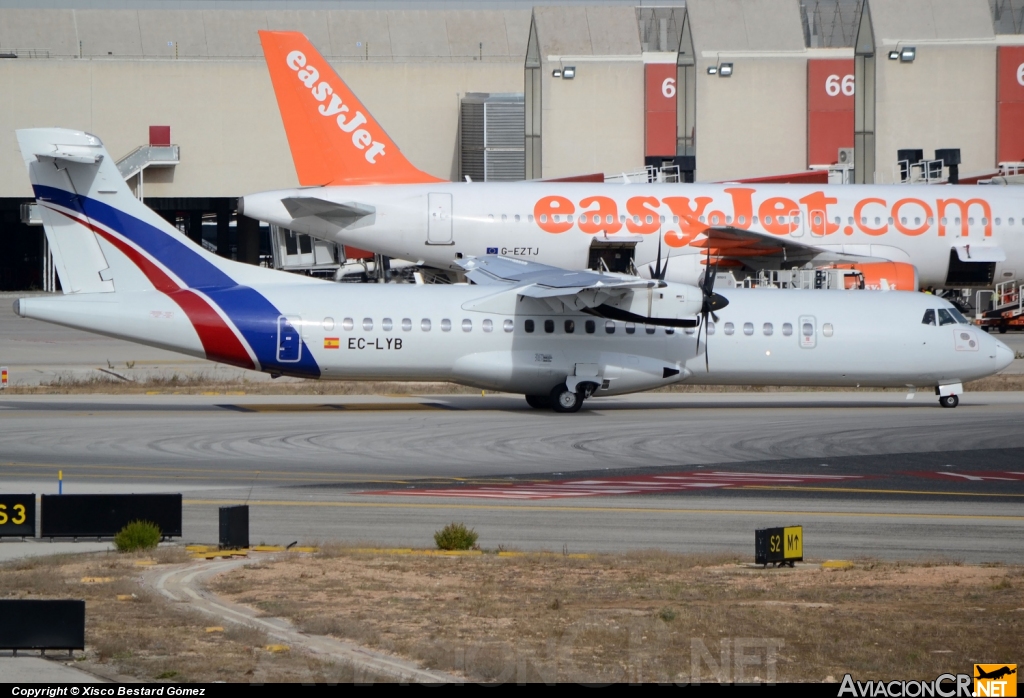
[
  {"x1": 0, "y1": 599, "x2": 85, "y2": 652},
  {"x1": 41, "y1": 493, "x2": 182, "y2": 538},
  {"x1": 755, "y1": 526, "x2": 804, "y2": 567},
  {"x1": 0, "y1": 494, "x2": 35, "y2": 538},
  {"x1": 219, "y1": 505, "x2": 249, "y2": 549}
]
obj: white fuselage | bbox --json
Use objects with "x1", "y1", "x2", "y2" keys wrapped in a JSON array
[
  {"x1": 16, "y1": 283, "x2": 1012, "y2": 397},
  {"x1": 242, "y1": 182, "x2": 1024, "y2": 289}
]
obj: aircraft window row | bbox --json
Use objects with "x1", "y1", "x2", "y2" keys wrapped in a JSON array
[
  {"x1": 496, "y1": 213, "x2": 1020, "y2": 230},
  {"x1": 921, "y1": 308, "x2": 970, "y2": 326},
  {"x1": 713, "y1": 321, "x2": 827, "y2": 338},
  {"x1": 521, "y1": 319, "x2": 677, "y2": 335},
  {"x1": 334, "y1": 317, "x2": 513, "y2": 333}
]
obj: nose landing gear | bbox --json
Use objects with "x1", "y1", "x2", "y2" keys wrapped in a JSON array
[{"x1": 939, "y1": 394, "x2": 959, "y2": 408}]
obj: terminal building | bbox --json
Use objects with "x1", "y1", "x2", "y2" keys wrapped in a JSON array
[{"x1": 1, "y1": 0, "x2": 1022, "y2": 290}]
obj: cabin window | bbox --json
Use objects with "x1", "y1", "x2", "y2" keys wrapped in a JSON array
[
  {"x1": 887, "y1": 217, "x2": 893, "y2": 225},
  {"x1": 585, "y1": 320, "x2": 596, "y2": 334},
  {"x1": 982, "y1": 217, "x2": 988, "y2": 226},
  {"x1": 737, "y1": 216, "x2": 745, "y2": 225},
  {"x1": 764, "y1": 215, "x2": 772, "y2": 225},
  {"x1": 342, "y1": 318, "x2": 354, "y2": 331},
  {"x1": 660, "y1": 215, "x2": 666, "y2": 223},
  {"x1": 645, "y1": 325, "x2": 656, "y2": 335},
  {"x1": 633, "y1": 215, "x2": 640, "y2": 224},
  {"x1": 323, "y1": 317, "x2": 335, "y2": 331},
  {"x1": 607, "y1": 214, "x2": 614, "y2": 224},
  {"x1": 969, "y1": 217, "x2": 975, "y2": 226},
  {"x1": 564, "y1": 320, "x2": 575, "y2": 334},
  {"x1": 540, "y1": 214, "x2": 548, "y2": 223},
  {"x1": 488, "y1": 214, "x2": 494, "y2": 221},
  {"x1": 665, "y1": 328, "x2": 675, "y2": 335},
  {"x1": 402, "y1": 318, "x2": 412, "y2": 331},
  {"x1": 501, "y1": 214, "x2": 507, "y2": 222},
  {"x1": 802, "y1": 322, "x2": 814, "y2": 337},
  {"x1": 362, "y1": 318, "x2": 373, "y2": 331},
  {"x1": 743, "y1": 322, "x2": 754, "y2": 336},
  {"x1": 605, "y1": 321, "x2": 616, "y2": 334},
  {"x1": 515, "y1": 214, "x2": 521, "y2": 222},
  {"x1": 625, "y1": 323, "x2": 636, "y2": 335},
  {"x1": 645, "y1": 215, "x2": 653, "y2": 225},
  {"x1": 763, "y1": 322, "x2": 773, "y2": 336},
  {"x1": 567, "y1": 215, "x2": 573, "y2": 223},
  {"x1": 544, "y1": 319, "x2": 555, "y2": 333},
  {"x1": 707, "y1": 321, "x2": 715, "y2": 335},
  {"x1": 579, "y1": 214, "x2": 588, "y2": 224},
  {"x1": 1010, "y1": 218, "x2": 1015, "y2": 226},
  {"x1": 996, "y1": 218, "x2": 1002, "y2": 226},
  {"x1": 483, "y1": 319, "x2": 493, "y2": 333},
  {"x1": 553, "y1": 215, "x2": 560, "y2": 223},
  {"x1": 528, "y1": 215, "x2": 535, "y2": 223},
  {"x1": 684, "y1": 327, "x2": 695, "y2": 335},
  {"x1": 525, "y1": 319, "x2": 535, "y2": 333},
  {"x1": 462, "y1": 319, "x2": 472, "y2": 332},
  {"x1": 440, "y1": 319, "x2": 452, "y2": 332},
  {"x1": 382, "y1": 318, "x2": 393, "y2": 331},
  {"x1": 421, "y1": 318, "x2": 431, "y2": 331},
  {"x1": 822, "y1": 323, "x2": 834, "y2": 337},
  {"x1": 782, "y1": 322, "x2": 793, "y2": 336},
  {"x1": 724, "y1": 322, "x2": 735, "y2": 336},
  {"x1": 921, "y1": 309, "x2": 936, "y2": 326},
  {"x1": 674, "y1": 215, "x2": 680, "y2": 224},
  {"x1": 503, "y1": 319, "x2": 514, "y2": 332},
  {"x1": 937, "y1": 309, "x2": 957, "y2": 326}
]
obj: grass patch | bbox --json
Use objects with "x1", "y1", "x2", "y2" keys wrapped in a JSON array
[
  {"x1": 114, "y1": 521, "x2": 161, "y2": 552},
  {"x1": 434, "y1": 523, "x2": 479, "y2": 551}
]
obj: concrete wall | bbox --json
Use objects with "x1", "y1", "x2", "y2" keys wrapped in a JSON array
[
  {"x1": 687, "y1": 0, "x2": 809, "y2": 182},
  {"x1": 873, "y1": 44, "x2": 997, "y2": 180},
  {"x1": 0, "y1": 59, "x2": 521, "y2": 197},
  {"x1": 694, "y1": 55, "x2": 809, "y2": 182},
  {"x1": 540, "y1": 60, "x2": 645, "y2": 178},
  {"x1": 0, "y1": 8, "x2": 532, "y2": 60}
]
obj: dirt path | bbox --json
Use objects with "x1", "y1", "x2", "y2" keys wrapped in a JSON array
[{"x1": 146, "y1": 558, "x2": 460, "y2": 684}]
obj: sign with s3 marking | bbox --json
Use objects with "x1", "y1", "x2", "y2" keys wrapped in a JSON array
[{"x1": 0, "y1": 495, "x2": 35, "y2": 537}]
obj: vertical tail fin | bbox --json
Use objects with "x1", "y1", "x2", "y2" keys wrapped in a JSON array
[{"x1": 259, "y1": 30, "x2": 443, "y2": 186}]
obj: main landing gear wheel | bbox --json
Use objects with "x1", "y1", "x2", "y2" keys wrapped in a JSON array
[
  {"x1": 550, "y1": 384, "x2": 583, "y2": 413},
  {"x1": 939, "y1": 395, "x2": 959, "y2": 408},
  {"x1": 525, "y1": 395, "x2": 551, "y2": 409}
]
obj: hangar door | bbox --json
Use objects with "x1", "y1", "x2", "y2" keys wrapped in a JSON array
[{"x1": 807, "y1": 59, "x2": 854, "y2": 167}]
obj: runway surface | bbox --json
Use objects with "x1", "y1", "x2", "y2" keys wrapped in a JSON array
[{"x1": 1, "y1": 392, "x2": 1023, "y2": 563}]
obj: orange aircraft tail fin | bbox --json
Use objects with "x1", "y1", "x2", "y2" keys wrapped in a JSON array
[{"x1": 259, "y1": 31, "x2": 442, "y2": 186}]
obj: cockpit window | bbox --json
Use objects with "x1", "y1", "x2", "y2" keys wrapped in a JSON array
[
  {"x1": 937, "y1": 309, "x2": 957, "y2": 326},
  {"x1": 948, "y1": 307, "x2": 970, "y2": 325},
  {"x1": 921, "y1": 309, "x2": 936, "y2": 326}
]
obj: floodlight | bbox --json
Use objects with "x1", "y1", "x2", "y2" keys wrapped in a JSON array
[
  {"x1": 707, "y1": 65, "x2": 718, "y2": 75},
  {"x1": 718, "y1": 63, "x2": 733, "y2": 77},
  {"x1": 562, "y1": 66, "x2": 575, "y2": 79},
  {"x1": 552, "y1": 69, "x2": 561, "y2": 78},
  {"x1": 888, "y1": 50, "x2": 900, "y2": 60},
  {"x1": 900, "y1": 47, "x2": 916, "y2": 62}
]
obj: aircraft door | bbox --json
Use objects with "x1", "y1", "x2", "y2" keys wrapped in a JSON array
[
  {"x1": 427, "y1": 193, "x2": 453, "y2": 245},
  {"x1": 798, "y1": 315, "x2": 816, "y2": 348},
  {"x1": 277, "y1": 315, "x2": 302, "y2": 362}
]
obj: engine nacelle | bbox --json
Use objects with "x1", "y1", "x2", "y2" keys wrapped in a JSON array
[
  {"x1": 831, "y1": 262, "x2": 919, "y2": 291},
  {"x1": 599, "y1": 281, "x2": 704, "y2": 326}
]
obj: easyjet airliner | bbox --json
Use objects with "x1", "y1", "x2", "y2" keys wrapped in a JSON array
[
  {"x1": 14, "y1": 128, "x2": 1012, "y2": 410},
  {"x1": 242, "y1": 31, "x2": 1024, "y2": 293}
]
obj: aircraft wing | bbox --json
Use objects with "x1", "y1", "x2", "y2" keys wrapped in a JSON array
[
  {"x1": 457, "y1": 256, "x2": 702, "y2": 326},
  {"x1": 458, "y1": 255, "x2": 658, "y2": 296},
  {"x1": 280, "y1": 196, "x2": 376, "y2": 229},
  {"x1": 689, "y1": 225, "x2": 823, "y2": 266}
]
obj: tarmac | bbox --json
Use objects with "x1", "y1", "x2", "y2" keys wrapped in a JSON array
[{"x1": 1, "y1": 302, "x2": 1023, "y2": 563}]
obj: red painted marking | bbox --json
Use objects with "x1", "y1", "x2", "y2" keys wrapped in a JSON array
[
  {"x1": 366, "y1": 472, "x2": 863, "y2": 500},
  {"x1": 54, "y1": 208, "x2": 255, "y2": 370},
  {"x1": 909, "y1": 471, "x2": 1024, "y2": 483}
]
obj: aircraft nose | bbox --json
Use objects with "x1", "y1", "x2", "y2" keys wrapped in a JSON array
[{"x1": 994, "y1": 339, "x2": 1014, "y2": 371}]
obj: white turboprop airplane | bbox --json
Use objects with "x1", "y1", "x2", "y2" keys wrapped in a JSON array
[
  {"x1": 242, "y1": 31, "x2": 1024, "y2": 292},
  {"x1": 14, "y1": 128, "x2": 1012, "y2": 411}
]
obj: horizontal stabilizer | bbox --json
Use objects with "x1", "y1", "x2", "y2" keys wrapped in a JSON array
[{"x1": 281, "y1": 197, "x2": 376, "y2": 228}]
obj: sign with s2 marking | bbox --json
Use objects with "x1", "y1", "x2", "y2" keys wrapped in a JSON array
[{"x1": 0, "y1": 495, "x2": 35, "y2": 537}]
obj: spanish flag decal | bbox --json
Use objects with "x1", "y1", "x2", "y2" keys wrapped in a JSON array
[{"x1": 324, "y1": 338, "x2": 340, "y2": 349}]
